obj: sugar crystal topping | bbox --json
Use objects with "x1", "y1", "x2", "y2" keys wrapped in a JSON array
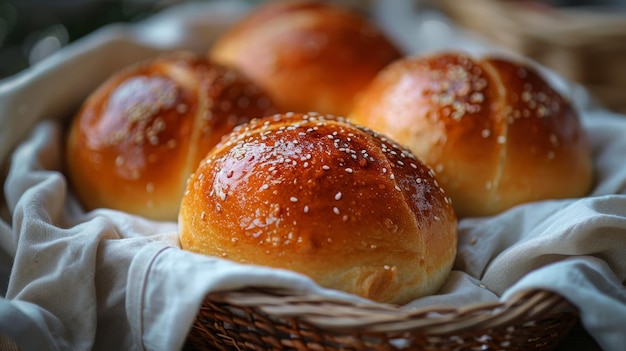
[{"x1": 200, "y1": 113, "x2": 451, "y2": 246}]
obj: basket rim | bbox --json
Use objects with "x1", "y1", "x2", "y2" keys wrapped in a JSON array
[
  {"x1": 439, "y1": 0, "x2": 626, "y2": 45},
  {"x1": 203, "y1": 287, "x2": 576, "y2": 335}
]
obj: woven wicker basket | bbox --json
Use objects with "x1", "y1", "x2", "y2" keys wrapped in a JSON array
[{"x1": 184, "y1": 287, "x2": 577, "y2": 350}]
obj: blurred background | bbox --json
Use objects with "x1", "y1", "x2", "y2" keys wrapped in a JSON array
[
  {"x1": 1, "y1": 0, "x2": 625, "y2": 110},
  {"x1": 0, "y1": 0, "x2": 621, "y2": 349},
  {"x1": 0, "y1": 0, "x2": 172, "y2": 78}
]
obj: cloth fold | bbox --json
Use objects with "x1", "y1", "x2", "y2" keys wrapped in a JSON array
[
  {"x1": 503, "y1": 257, "x2": 626, "y2": 350},
  {"x1": 127, "y1": 244, "x2": 370, "y2": 350},
  {"x1": 1, "y1": 2, "x2": 626, "y2": 351}
]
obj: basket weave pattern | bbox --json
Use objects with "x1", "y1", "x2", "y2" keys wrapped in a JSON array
[{"x1": 184, "y1": 288, "x2": 577, "y2": 351}]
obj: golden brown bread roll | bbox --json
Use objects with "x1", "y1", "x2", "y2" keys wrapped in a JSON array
[
  {"x1": 66, "y1": 52, "x2": 277, "y2": 221},
  {"x1": 179, "y1": 112, "x2": 457, "y2": 304},
  {"x1": 209, "y1": 0, "x2": 402, "y2": 117},
  {"x1": 350, "y1": 52, "x2": 593, "y2": 218}
]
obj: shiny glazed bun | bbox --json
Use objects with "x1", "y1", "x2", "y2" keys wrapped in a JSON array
[
  {"x1": 179, "y1": 112, "x2": 457, "y2": 304},
  {"x1": 350, "y1": 52, "x2": 593, "y2": 218},
  {"x1": 209, "y1": 1, "x2": 402, "y2": 116},
  {"x1": 66, "y1": 52, "x2": 277, "y2": 221}
]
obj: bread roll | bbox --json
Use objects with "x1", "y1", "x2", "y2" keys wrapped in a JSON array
[
  {"x1": 209, "y1": 1, "x2": 402, "y2": 116},
  {"x1": 179, "y1": 112, "x2": 457, "y2": 304},
  {"x1": 350, "y1": 52, "x2": 593, "y2": 217},
  {"x1": 66, "y1": 52, "x2": 277, "y2": 221}
]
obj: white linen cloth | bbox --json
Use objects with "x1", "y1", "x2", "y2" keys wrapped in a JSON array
[{"x1": 1, "y1": 2, "x2": 626, "y2": 351}]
